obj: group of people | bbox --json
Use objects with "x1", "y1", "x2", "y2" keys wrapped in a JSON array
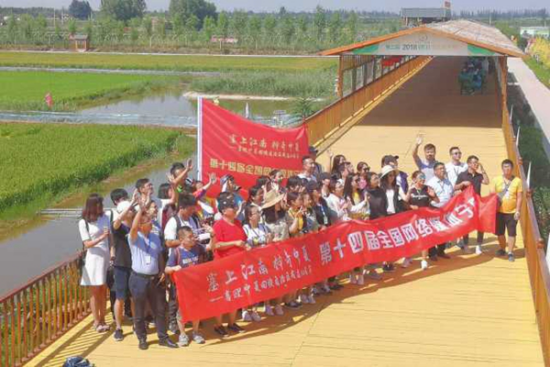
[
  {"x1": 458, "y1": 57, "x2": 490, "y2": 94},
  {"x1": 78, "y1": 135, "x2": 523, "y2": 350}
]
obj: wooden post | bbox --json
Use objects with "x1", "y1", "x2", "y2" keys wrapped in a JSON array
[
  {"x1": 351, "y1": 66, "x2": 357, "y2": 93},
  {"x1": 337, "y1": 55, "x2": 344, "y2": 99},
  {"x1": 500, "y1": 56, "x2": 508, "y2": 117}
]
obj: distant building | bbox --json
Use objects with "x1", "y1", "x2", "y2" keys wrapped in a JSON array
[
  {"x1": 520, "y1": 26, "x2": 550, "y2": 39},
  {"x1": 401, "y1": 1, "x2": 452, "y2": 27},
  {"x1": 69, "y1": 34, "x2": 90, "y2": 52}
]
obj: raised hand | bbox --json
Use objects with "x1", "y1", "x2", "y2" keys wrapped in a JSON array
[{"x1": 416, "y1": 134, "x2": 423, "y2": 146}]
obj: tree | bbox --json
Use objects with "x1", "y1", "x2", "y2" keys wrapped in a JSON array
[
  {"x1": 100, "y1": 0, "x2": 146, "y2": 22},
  {"x1": 247, "y1": 16, "x2": 262, "y2": 48},
  {"x1": 155, "y1": 17, "x2": 166, "y2": 39},
  {"x1": 230, "y1": 10, "x2": 248, "y2": 42},
  {"x1": 217, "y1": 11, "x2": 229, "y2": 38},
  {"x1": 7, "y1": 16, "x2": 18, "y2": 43},
  {"x1": 143, "y1": 16, "x2": 153, "y2": 38},
  {"x1": 34, "y1": 15, "x2": 48, "y2": 36},
  {"x1": 202, "y1": 15, "x2": 216, "y2": 41},
  {"x1": 84, "y1": 20, "x2": 93, "y2": 39},
  {"x1": 169, "y1": 0, "x2": 217, "y2": 30},
  {"x1": 328, "y1": 12, "x2": 342, "y2": 43},
  {"x1": 264, "y1": 15, "x2": 276, "y2": 45},
  {"x1": 313, "y1": 5, "x2": 326, "y2": 41},
  {"x1": 68, "y1": 0, "x2": 92, "y2": 20},
  {"x1": 129, "y1": 18, "x2": 141, "y2": 42},
  {"x1": 280, "y1": 15, "x2": 295, "y2": 45},
  {"x1": 68, "y1": 18, "x2": 78, "y2": 35},
  {"x1": 20, "y1": 15, "x2": 33, "y2": 41},
  {"x1": 297, "y1": 15, "x2": 308, "y2": 35},
  {"x1": 346, "y1": 11, "x2": 358, "y2": 43}
]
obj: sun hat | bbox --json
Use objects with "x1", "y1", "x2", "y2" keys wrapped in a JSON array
[
  {"x1": 261, "y1": 189, "x2": 285, "y2": 209},
  {"x1": 380, "y1": 165, "x2": 396, "y2": 179}
]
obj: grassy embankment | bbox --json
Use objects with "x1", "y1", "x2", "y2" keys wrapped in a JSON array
[
  {"x1": 0, "y1": 123, "x2": 194, "y2": 220},
  {"x1": 0, "y1": 52, "x2": 338, "y2": 109}
]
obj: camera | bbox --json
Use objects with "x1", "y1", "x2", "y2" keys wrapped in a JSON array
[{"x1": 194, "y1": 228, "x2": 211, "y2": 245}]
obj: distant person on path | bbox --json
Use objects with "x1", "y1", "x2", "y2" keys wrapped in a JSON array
[
  {"x1": 79, "y1": 194, "x2": 111, "y2": 333},
  {"x1": 412, "y1": 135, "x2": 437, "y2": 181},
  {"x1": 491, "y1": 159, "x2": 523, "y2": 262},
  {"x1": 455, "y1": 155, "x2": 490, "y2": 254}
]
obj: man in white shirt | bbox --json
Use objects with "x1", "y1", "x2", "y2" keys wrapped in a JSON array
[
  {"x1": 427, "y1": 162, "x2": 455, "y2": 259},
  {"x1": 298, "y1": 155, "x2": 318, "y2": 183},
  {"x1": 445, "y1": 146, "x2": 467, "y2": 186}
]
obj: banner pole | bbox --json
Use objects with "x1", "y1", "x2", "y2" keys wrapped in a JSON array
[{"x1": 197, "y1": 96, "x2": 203, "y2": 181}]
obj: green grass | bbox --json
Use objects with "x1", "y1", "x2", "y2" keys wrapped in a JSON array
[
  {"x1": 525, "y1": 57, "x2": 550, "y2": 89},
  {"x1": 190, "y1": 69, "x2": 336, "y2": 98},
  {"x1": 0, "y1": 123, "x2": 194, "y2": 219},
  {"x1": 0, "y1": 71, "x2": 184, "y2": 111},
  {"x1": 0, "y1": 52, "x2": 337, "y2": 72}
]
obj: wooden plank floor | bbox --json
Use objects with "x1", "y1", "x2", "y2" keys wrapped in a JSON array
[{"x1": 28, "y1": 57, "x2": 544, "y2": 366}]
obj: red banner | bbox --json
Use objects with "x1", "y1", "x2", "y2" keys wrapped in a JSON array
[
  {"x1": 173, "y1": 188, "x2": 497, "y2": 322},
  {"x1": 198, "y1": 99, "x2": 309, "y2": 193}
]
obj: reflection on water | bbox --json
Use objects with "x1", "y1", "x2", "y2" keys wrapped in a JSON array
[{"x1": 81, "y1": 90, "x2": 296, "y2": 120}]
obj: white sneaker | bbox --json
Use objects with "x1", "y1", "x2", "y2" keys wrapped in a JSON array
[
  {"x1": 323, "y1": 284, "x2": 331, "y2": 293},
  {"x1": 265, "y1": 305, "x2": 274, "y2": 316},
  {"x1": 242, "y1": 310, "x2": 252, "y2": 322},
  {"x1": 300, "y1": 294, "x2": 310, "y2": 304},
  {"x1": 251, "y1": 311, "x2": 261, "y2": 322},
  {"x1": 307, "y1": 294, "x2": 316, "y2": 304},
  {"x1": 401, "y1": 258, "x2": 411, "y2": 268},
  {"x1": 421, "y1": 260, "x2": 428, "y2": 270},
  {"x1": 357, "y1": 274, "x2": 365, "y2": 285},
  {"x1": 275, "y1": 305, "x2": 284, "y2": 316},
  {"x1": 475, "y1": 245, "x2": 483, "y2": 255},
  {"x1": 349, "y1": 273, "x2": 357, "y2": 284}
]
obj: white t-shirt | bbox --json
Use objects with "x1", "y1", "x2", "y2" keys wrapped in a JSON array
[
  {"x1": 164, "y1": 214, "x2": 201, "y2": 241},
  {"x1": 298, "y1": 172, "x2": 317, "y2": 183},
  {"x1": 243, "y1": 223, "x2": 270, "y2": 247},
  {"x1": 445, "y1": 162, "x2": 467, "y2": 186}
]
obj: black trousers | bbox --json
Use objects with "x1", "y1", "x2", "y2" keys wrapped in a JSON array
[
  {"x1": 129, "y1": 272, "x2": 168, "y2": 342},
  {"x1": 463, "y1": 232, "x2": 484, "y2": 245},
  {"x1": 168, "y1": 282, "x2": 179, "y2": 327},
  {"x1": 428, "y1": 244, "x2": 447, "y2": 257}
]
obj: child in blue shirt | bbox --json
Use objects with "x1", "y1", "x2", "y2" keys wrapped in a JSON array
[{"x1": 165, "y1": 226, "x2": 206, "y2": 346}]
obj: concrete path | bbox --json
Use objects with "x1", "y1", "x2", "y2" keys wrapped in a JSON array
[
  {"x1": 0, "y1": 66, "x2": 219, "y2": 76},
  {"x1": 508, "y1": 58, "x2": 550, "y2": 146}
]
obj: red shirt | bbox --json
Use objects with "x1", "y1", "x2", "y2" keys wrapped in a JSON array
[{"x1": 212, "y1": 218, "x2": 247, "y2": 259}]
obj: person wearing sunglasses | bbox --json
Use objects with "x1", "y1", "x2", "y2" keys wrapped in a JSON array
[{"x1": 445, "y1": 146, "x2": 468, "y2": 187}]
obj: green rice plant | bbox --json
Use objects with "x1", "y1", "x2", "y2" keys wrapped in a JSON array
[
  {"x1": 0, "y1": 123, "x2": 194, "y2": 218},
  {"x1": 0, "y1": 71, "x2": 184, "y2": 111},
  {"x1": 189, "y1": 70, "x2": 337, "y2": 98},
  {"x1": 0, "y1": 52, "x2": 337, "y2": 73}
]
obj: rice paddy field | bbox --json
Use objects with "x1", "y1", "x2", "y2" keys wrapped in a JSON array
[
  {"x1": 0, "y1": 123, "x2": 194, "y2": 218},
  {"x1": 0, "y1": 70, "x2": 182, "y2": 111},
  {"x1": 0, "y1": 51, "x2": 337, "y2": 72}
]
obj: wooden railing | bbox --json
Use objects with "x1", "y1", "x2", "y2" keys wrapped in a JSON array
[
  {"x1": 0, "y1": 253, "x2": 89, "y2": 367},
  {"x1": 500, "y1": 67, "x2": 550, "y2": 365},
  {"x1": 305, "y1": 56, "x2": 430, "y2": 146}
]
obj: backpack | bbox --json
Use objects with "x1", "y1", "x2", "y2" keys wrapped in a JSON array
[{"x1": 63, "y1": 356, "x2": 94, "y2": 367}]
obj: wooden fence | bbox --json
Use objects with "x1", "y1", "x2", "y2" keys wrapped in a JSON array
[
  {"x1": 0, "y1": 253, "x2": 89, "y2": 367},
  {"x1": 499, "y1": 57, "x2": 550, "y2": 366},
  {"x1": 305, "y1": 56, "x2": 430, "y2": 147}
]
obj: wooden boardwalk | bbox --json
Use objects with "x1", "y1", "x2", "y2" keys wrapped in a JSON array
[{"x1": 27, "y1": 58, "x2": 544, "y2": 366}]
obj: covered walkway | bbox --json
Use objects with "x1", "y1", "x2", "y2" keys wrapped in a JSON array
[{"x1": 27, "y1": 57, "x2": 544, "y2": 367}]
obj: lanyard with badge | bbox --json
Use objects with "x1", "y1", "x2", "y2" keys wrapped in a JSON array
[{"x1": 144, "y1": 233, "x2": 154, "y2": 265}]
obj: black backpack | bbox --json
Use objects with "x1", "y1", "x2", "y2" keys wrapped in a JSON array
[{"x1": 63, "y1": 356, "x2": 94, "y2": 367}]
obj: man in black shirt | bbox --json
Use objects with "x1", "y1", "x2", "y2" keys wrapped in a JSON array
[
  {"x1": 111, "y1": 198, "x2": 137, "y2": 341},
  {"x1": 455, "y1": 155, "x2": 490, "y2": 254}
]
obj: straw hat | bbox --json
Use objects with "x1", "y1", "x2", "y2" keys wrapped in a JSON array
[
  {"x1": 261, "y1": 189, "x2": 285, "y2": 209},
  {"x1": 380, "y1": 165, "x2": 396, "y2": 179}
]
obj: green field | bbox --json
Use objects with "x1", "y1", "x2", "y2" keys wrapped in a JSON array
[
  {"x1": 0, "y1": 70, "x2": 183, "y2": 111},
  {"x1": 0, "y1": 52, "x2": 337, "y2": 72},
  {"x1": 0, "y1": 123, "x2": 193, "y2": 218}
]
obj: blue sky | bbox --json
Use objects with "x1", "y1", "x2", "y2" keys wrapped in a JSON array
[{"x1": 1, "y1": 0, "x2": 548, "y2": 12}]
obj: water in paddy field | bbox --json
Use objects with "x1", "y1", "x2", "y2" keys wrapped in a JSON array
[{"x1": 0, "y1": 89, "x2": 300, "y2": 127}]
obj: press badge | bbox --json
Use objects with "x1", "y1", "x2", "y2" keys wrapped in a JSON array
[{"x1": 145, "y1": 255, "x2": 152, "y2": 265}]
